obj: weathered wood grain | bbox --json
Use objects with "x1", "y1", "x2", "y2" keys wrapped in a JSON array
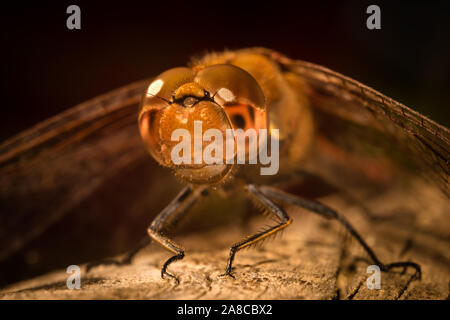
[{"x1": 1, "y1": 179, "x2": 448, "y2": 300}]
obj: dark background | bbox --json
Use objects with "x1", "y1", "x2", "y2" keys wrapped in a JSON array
[
  {"x1": 1, "y1": 1, "x2": 449, "y2": 143},
  {"x1": 0, "y1": 1, "x2": 449, "y2": 287}
]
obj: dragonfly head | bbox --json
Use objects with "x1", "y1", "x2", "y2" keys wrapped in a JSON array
[{"x1": 139, "y1": 64, "x2": 267, "y2": 184}]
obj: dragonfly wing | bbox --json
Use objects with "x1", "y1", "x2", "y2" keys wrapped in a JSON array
[
  {"x1": 257, "y1": 48, "x2": 449, "y2": 197},
  {"x1": 0, "y1": 79, "x2": 178, "y2": 263}
]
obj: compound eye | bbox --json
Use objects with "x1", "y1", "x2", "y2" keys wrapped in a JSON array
[
  {"x1": 139, "y1": 67, "x2": 196, "y2": 164},
  {"x1": 194, "y1": 64, "x2": 266, "y2": 110},
  {"x1": 142, "y1": 67, "x2": 196, "y2": 109}
]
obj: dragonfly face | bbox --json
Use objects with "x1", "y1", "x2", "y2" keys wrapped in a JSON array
[{"x1": 138, "y1": 64, "x2": 267, "y2": 184}]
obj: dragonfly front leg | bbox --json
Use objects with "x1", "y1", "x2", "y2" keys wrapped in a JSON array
[
  {"x1": 222, "y1": 184, "x2": 292, "y2": 278},
  {"x1": 148, "y1": 185, "x2": 207, "y2": 283},
  {"x1": 86, "y1": 185, "x2": 206, "y2": 277},
  {"x1": 258, "y1": 185, "x2": 422, "y2": 280}
]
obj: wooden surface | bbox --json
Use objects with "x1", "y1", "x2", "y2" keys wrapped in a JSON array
[{"x1": 1, "y1": 179, "x2": 448, "y2": 300}]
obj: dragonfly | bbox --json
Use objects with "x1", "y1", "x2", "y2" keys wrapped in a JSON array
[{"x1": 0, "y1": 48, "x2": 448, "y2": 284}]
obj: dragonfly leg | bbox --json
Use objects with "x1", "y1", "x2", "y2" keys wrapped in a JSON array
[
  {"x1": 258, "y1": 185, "x2": 422, "y2": 280},
  {"x1": 87, "y1": 185, "x2": 206, "y2": 283},
  {"x1": 222, "y1": 184, "x2": 292, "y2": 278},
  {"x1": 147, "y1": 185, "x2": 206, "y2": 283}
]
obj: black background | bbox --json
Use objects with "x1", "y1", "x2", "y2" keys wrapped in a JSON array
[{"x1": 1, "y1": 0, "x2": 449, "y2": 143}]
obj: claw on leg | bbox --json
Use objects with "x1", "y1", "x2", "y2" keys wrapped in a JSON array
[
  {"x1": 161, "y1": 269, "x2": 180, "y2": 284},
  {"x1": 220, "y1": 271, "x2": 236, "y2": 279},
  {"x1": 160, "y1": 253, "x2": 184, "y2": 284}
]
